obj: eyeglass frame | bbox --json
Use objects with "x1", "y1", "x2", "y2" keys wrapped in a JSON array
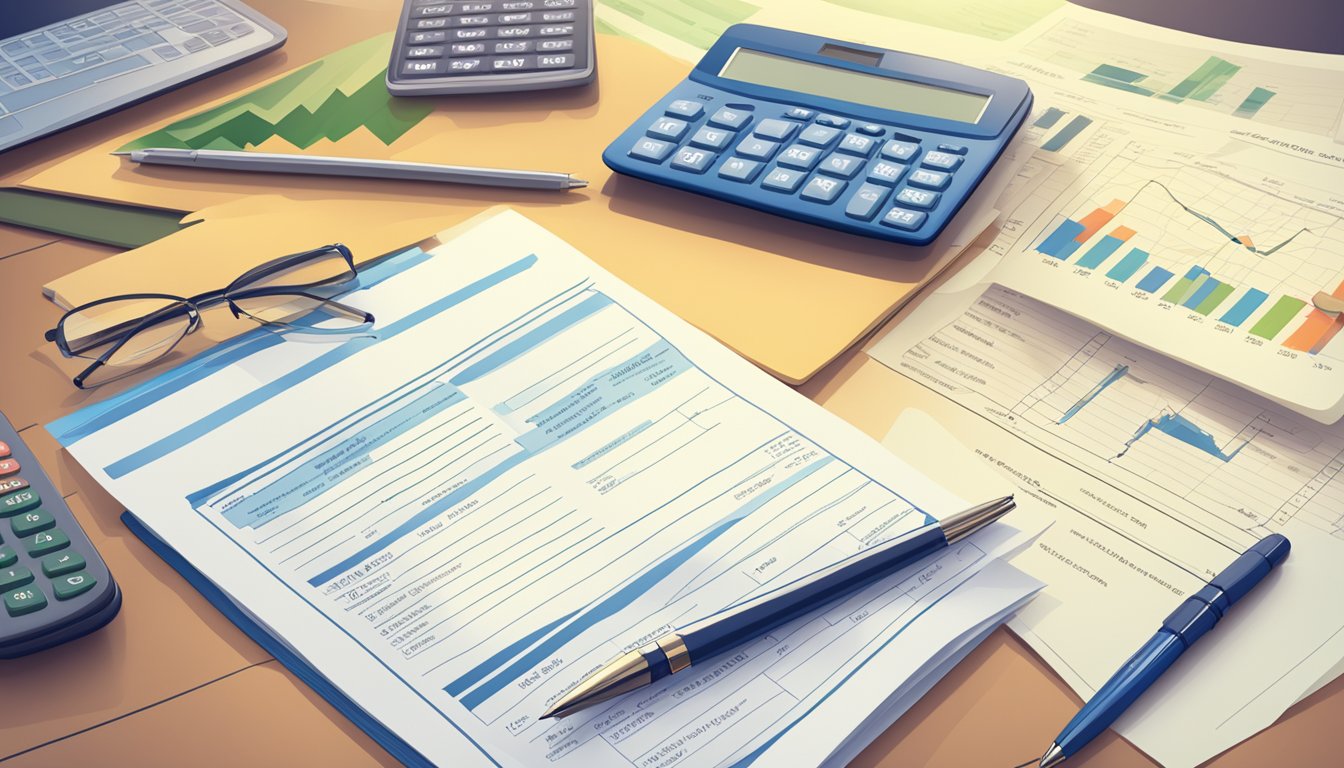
[{"x1": 45, "y1": 243, "x2": 375, "y2": 389}]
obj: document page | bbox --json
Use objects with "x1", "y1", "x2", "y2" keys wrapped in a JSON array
[{"x1": 51, "y1": 210, "x2": 1038, "y2": 768}]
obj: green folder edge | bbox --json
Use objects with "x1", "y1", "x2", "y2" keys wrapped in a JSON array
[{"x1": 0, "y1": 188, "x2": 191, "y2": 249}]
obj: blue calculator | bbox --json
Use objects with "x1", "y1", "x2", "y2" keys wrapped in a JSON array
[{"x1": 602, "y1": 25, "x2": 1032, "y2": 245}]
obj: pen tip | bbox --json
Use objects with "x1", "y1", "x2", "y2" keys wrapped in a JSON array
[
  {"x1": 110, "y1": 151, "x2": 131, "y2": 156},
  {"x1": 569, "y1": 178, "x2": 589, "y2": 189}
]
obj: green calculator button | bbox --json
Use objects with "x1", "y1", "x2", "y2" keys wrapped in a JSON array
[
  {"x1": 0, "y1": 545, "x2": 16, "y2": 568},
  {"x1": 52, "y1": 571, "x2": 96, "y2": 601},
  {"x1": 0, "y1": 489, "x2": 39, "y2": 517},
  {"x1": 42, "y1": 551, "x2": 85, "y2": 578},
  {"x1": 5, "y1": 585, "x2": 48, "y2": 616},
  {"x1": 11, "y1": 508, "x2": 55, "y2": 536},
  {"x1": 26, "y1": 529, "x2": 69, "y2": 557},
  {"x1": 0, "y1": 565, "x2": 33, "y2": 590}
]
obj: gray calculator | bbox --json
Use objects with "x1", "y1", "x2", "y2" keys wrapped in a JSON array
[{"x1": 386, "y1": 0, "x2": 595, "y2": 95}]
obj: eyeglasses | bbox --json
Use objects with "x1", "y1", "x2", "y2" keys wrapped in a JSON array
[{"x1": 45, "y1": 244, "x2": 375, "y2": 389}]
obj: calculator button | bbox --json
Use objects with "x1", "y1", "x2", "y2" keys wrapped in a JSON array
[
  {"x1": 818, "y1": 153, "x2": 863, "y2": 179},
  {"x1": 406, "y1": 46, "x2": 444, "y2": 59},
  {"x1": 784, "y1": 107, "x2": 815, "y2": 120},
  {"x1": 709, "y1": 107, "x2": 752, "y2": 130},
  {"x1": 491, "y1": 41, "x2": 530, "y2": 53},
  {"x1": 798, "y1": 125, "x2": 840, "y2": 148},
  {"x1": 837, "y1": 133, "x2": 876, "y2": 157},
  {"x1": 666, "y1": 99, "x2": 704, "y2": 120},
  {"x1": 801, "y1": 176, "x2": 848, "y2": 204},
  {"x1": 415, "y1": 18, "x2": 450, "y2": 30},
  {"x1": 537, "y1": 54, "x2": 574, "y2": 69},
  {"x1": 866, "y1": 161, "x2": 907, "y2": 186},
  {"x1": 816, "y1": 114, "x2": 850, "y2": 128},
  {"x1": 457, "y1": 2, "x2": 498, "y2": 11},
  {"x1": 497, "y1": 12, "x2": 533, "y2": 23},
  {"x1": 718, "y1": 157, "x2": 762, "y2": 183},
  {"x1": 496, "y1": 26, "x2": 533, "y2": 37},
  {"x1": 671, "y1": 147, "x2": 716, "y2": 174},
  {"x1": 762, "y1": 167, "x2": 806, "y2": 193},
  {"x1": 42, "y1": 551, "x2": 85, "y2": 578},
  {"x1": 895, "y1": 187, "x2": 940, "y2": 209},
  {"x1": 0, "y1": 458, "x2": 19, "y2": 476},
  {"x1": 0, "y1": 546, "x2": 15, "y2": 569},
  {"x1": 754, "y1": 118, "x2": 797, "y2": 141},
  {"x1": 0, "y1": 478, "x2": 27, "y2": 495},
  {"x1": 454, "y1": 15, "x2": 494, "y2": 26},
  {"x1": 413, "y1": 4, "x2": 453, "y2": 18},
  {"x1": 451, "y1": 27, "x2": 493, "y2": 40},
  {"x1": 26, "y1": 529, "x2": 70, "y2": 557},
  {"x1": 52, "y1": 572, "x2": 97, "y2": 601},
  {"x1": 12, "y1": 509, "x2": 54, "y2": 537},
  {"x1": 447, "y1": 58, "x2": 485, "y2": 73},
  {"x1": 542, "y1": 10, "x2": 575, "y2": 21},
  {"x1": 4, "y1": 585, "x2": 46, "y2": 617},
  {"x1": 856, "y1": 123, "x2": 885, "y2": 136},
  {"x1": 499, "y1": 0, "x2": 533, "y2": 8},
  {"x1": 0, "y1": 441, "x2": 9, "y2": 458},
  {"x1": 454, "y1": 42, "x2": 489, "y2": 55},
  {"x1": 537, "y1": 39, "x2": 573, "y2": 51},
  {"x1": 776, "y1": 144, "x2": 821, "y2": 170},
  {"x1": 1, "y1": 488, "x2": 39, "y2": 517},
  {"x1": 402, "y1": 59, "x2": 447, "y2": 76},
  {"x1": 937, "y1": 143, "x2": 968, "y2": 155},
  {"x1": 880, "y1": 139, "x2": 920, "y2": 162},
  {"x1": 409, "y1": 31, "x2": 447, "y2": 44},
  {"x1": 539, "y1": 25, "x2": 574, "y2": 36},
  {"x1": 492, "y1": 56, "x2": 536, "y2": 71},
  {"x1": 921, "y1": 151, "x2": 963, "y2": 171},
  {"x1": 845, "y1": 184, "x2": 891, "y2": 221},
  {"x1": 689, "y1": 126, "x2": 733, "y2": 151},
  {"x1": 908, "y1": 168, "x2": 951, "y2": 190},
  {"x1": 736, "y1": 136, "x2": 779, "y2": 161},
  {"x1": 629, "y1": 137, "x2": 676, "y2": 163},
  {"x1": 881, "y1": 207, "x2": 928, "y2": 231},
  {"x1": 0, "y1": 565, "x2": 32, "y2": 590},
  {"x1": 543, "y1": 0, "x2": 576, "y2": 6}
]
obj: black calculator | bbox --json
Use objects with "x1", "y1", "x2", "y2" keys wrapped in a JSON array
[
  {"x1": 1, "y1": 412, "x2": 120, "y2": 658},
  {"x1": 386, "y1": 0, "x2": 596, "y2": 95}
]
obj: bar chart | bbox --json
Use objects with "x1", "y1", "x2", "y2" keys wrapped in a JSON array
[{"x1": 1031, "y1": 107, "x2": 1095, "y2": 153}]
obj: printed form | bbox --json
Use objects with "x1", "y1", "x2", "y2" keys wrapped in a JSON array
[{"x1": 50, "y1": 210, "x2": 1039, "y2": 767}]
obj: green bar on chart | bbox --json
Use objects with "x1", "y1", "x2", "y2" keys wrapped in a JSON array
[
  {"x1": 1085, "y1": 64, "x2": 1156, "y2": 96},
  {"x1": 1234, "y1": 87, "x2": 1276, "y2": 118},
  {"x1": 1162, "y1": 56, "x2": 1241, "y2": 101},
  {"x1": 1195, "y1": 282, "x2": 1236, "y2": 315},
  {"x1": 1248, "y1": 295, "x2": 1308, "y2": 339}
]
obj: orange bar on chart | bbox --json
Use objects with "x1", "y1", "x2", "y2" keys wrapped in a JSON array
[
  {"x1": 1074, "y1": 199, "x2": 1127, "y2": 243},
  {"x1": 1110, "y1": 225, "x2": 1138, "y2": 241},
  {"x1": 1284, "y1": 278, "x2": 1344, "y2": 353}
]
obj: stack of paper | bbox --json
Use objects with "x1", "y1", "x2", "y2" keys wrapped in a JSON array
[{"x1": 48, "y1": 210, "x2": 1043, "y2": 767}]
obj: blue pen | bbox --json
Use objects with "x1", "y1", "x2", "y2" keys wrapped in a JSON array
[
  {"x1": 540, "y1": 495, "x2": 1016, "y2": 719},
  {"x1": 1037, "y1": 533, "x2": 1291, "y2": 767}
]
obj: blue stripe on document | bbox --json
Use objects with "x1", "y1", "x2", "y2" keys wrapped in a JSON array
[{"x1": 450, "y1": 293, "x2": 613, "y2": 386}]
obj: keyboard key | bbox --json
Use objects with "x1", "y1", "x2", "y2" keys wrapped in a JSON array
[
  {"x1": 153, "y1": 45, "x2": 183, "y2": 60},
  {"x1": 647, "y1": 117, "x2": 688, "y2": 141},
  {"x1": 462, "y1": 1, "x2": 502, "y2": 10},
  {"x1": 908, "y1": 168, "x2": 951, "y2": 190},
  {"x1": 537, "y1": 54, "x2": 573, "y2": 69},
  {"x1": 895, "y1": 187, "x2": 940, "y2": 209},
  {"x1": 880, "y1": 139, "x2": 920, "y2": 162},
  {"x1": 450, "y1": 27, "x2": 491, "y2": 40},
  {"x1": 801, "y1": 176, "x2": 847, "y2": 204},
  {"x1": 4, "y1": 585, "x2": 46, "y2": 617},
  {"x1": 0, "y1": 546, "x2": 15, "y2": 569},
  {"x1": 816, "y1": 114, "x2": 849, "y2": 128},
  {"x1": 183, "y1": 37, "x2": 208, "y2": 52},
  {"x1": 539, "y1": 25, "x2": 573, "y2": 36},
  {"x1": 881, "y1": 207, "x2": 927, "y2": 230},
  {"x1": 200, "y1": 30, "x2": 231, "y2": 46},
  {"x1": 666, "y1": 99, "x2": 704, "y2": 120},
  {"x1": 837, "y1": 133, "x2": 876, "y2": 157},
  {"x1": 762, "y1": 167, "x2": 806, "y2": 193},
  {"x1": 448, "y1": 58, "x2": 485, "y2": 72},
  {"x1": 402, "y1": 59, "x2": 447, "y2": 75},
  {"x1": 628, "y1": 137, "x2": 675, "y2": 163},
  {"x1": 496, "y1": 25, "x2": 532, "y2": 37},
  {"x1": 818, "y1": 153, "x2": 863, "y2": 179},
  {"x1": 499, "y1": 1, "x2": 533, "y2": 8},
  {"x1": 937, "y1": 143, "x2": 968, "y2": 154},
  {"x1": 415, "y1": 18, "x2": 450, "y2": 29},
  {"x1": 11, "y1": 509, "x2": 55, "y2": 537},
  {"x1": 856, "y1": 123, "x2": 885, "y2": 136},
  {"x1": 0, "y1": 566, "x2": 33, "y2": 590},
  {"x1": 718, "y1": 157, "x2": 762, "y2": 183},
  {"x1": 491, "y1": 56, "x2": 536, "y2": 71},
  {"x1": 543, "y1": 0, "x2": 577, "y2": 7},
  {"x1": 492, "y1": 40, "x2": 530, "y2": 53},
  {"x1": 53, "y1": 571, "x2": 97, "y2": 601},
  {"x1": 922, "y1": 151, "x2": 963, "y2": 171},
  {"x1": 867, "y1": 161, "x2": 907, "y2": 186},
  {"x1": 410, "y1": 30, "x2": 447, "y2": 43},
  {"x1": 542, "y1": 10, "x2": 575, "y2": 21},
  {"x1": 798, "y1": 125, "x2": 840, "y2": 148},
  {"x1": 26, "y1": 529, "x2": 69, "y2": 557},
  {"x1": 455, "y1": 42, "x2": 489, "y2": 55},
  {"x1": 776, "y1": 144, "x2": 821, "y2": 170},
  {"x1": 735, "y1": 136, "x2": 779, "y2": 161},
  {"x1": 784, "y1": 106, "x2": 815, "y2": 120},
  {"x1": 709, "y1": 106, "x2": 751, "y2": 130},
  {"x1": 406, "y1": 46, "x2": 444, "y2": 58},
  {"x1": 454, "y1": 15, "x2": 494, "y2": 26},
  {"x1": 754, "y1": 118, "x2": 796, "y2": 141},
  {"x1": 1, "y1": 489, "x2": 39, "y2": 517},
  {"x1": 414, "y1": 3, "x2": 453, "y2": 17},
  {"x1": 42, "y1": 551, "x2": 85, "y2": 578},
  {"x1": 538, "y1": 39, "x2": 572, "y2": 51},
  {"x1": 845, "y1": 183, "x2": 890, "y2": 221},
  {"x1": 689, "y1": 126, "x2": 733, "y2": 151},
  {"x1": 497, "y1": 12, "x2": 533, "y2": 23}
]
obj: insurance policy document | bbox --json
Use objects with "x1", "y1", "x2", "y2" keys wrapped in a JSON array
[{"x1": 50, "y1": 210, "x2": 1040, "y2": 767}]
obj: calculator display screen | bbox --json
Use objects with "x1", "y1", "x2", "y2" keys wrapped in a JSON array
[{"x1": 719, "y1": 48, "x2": 989, "y2": 123}]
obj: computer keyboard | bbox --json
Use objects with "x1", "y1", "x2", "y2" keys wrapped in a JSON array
[{"x1": 0, "y1": 0, "x2": 285, "y2": 152}]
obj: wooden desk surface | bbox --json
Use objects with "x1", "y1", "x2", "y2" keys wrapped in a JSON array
[{"x1": 1, "y1": 2, "x2": 1341, "y2": 766}]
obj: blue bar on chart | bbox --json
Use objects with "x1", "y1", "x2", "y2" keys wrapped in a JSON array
[
  {"x1": 1105, "y1": 247, "x2": 1149, "y2": 282},
  {"x1": 1041, "y1": 115, "x2": 1093, "y2": 152},
  {"x1": 1161, "y1": 266, "x2": 1210, "y2": 303},
  {"x1": 1034, "y1": 107, "x2": 1066, "y2": 128},
  {"x1": 1036, "y1": 218, "x2": 1088, "y2": 259},
  {"x1": 1218, "y1": 288, "x2": 1269, "y2": 327},
  {"x1": 1076, "y1": 226, "x2": 1136, "y2": 269},
  {"x1": 1136, "y1": 266, "x2": 1174, "y2": 293},
  {"x1": 1182, "y1": 275, "x2": 1220, "y2": 308}
]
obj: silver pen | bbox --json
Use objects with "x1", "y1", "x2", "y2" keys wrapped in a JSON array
[{"x1": 115, "y1": 148, "x2": 587, "y2": 190}]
